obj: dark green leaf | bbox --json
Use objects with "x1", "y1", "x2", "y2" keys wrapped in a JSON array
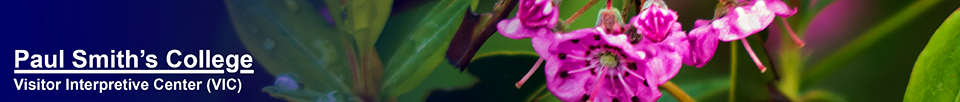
[
  {"x1": 903, "y1": 8, "x2": 960, "y2": 102},
  {"x1": 395, "y1": 63, "x2": 479, "y2": 102},
  {"x1": 425, "y1": 52, "x2": 548, "y2": 102},
  {"x1": 379, "y1": 0, "x2": 471, "y2": 99},
  {"x1": 225, "y1": 0, "x2": 357, "y2": 99},
  {"x1": 728, "y1": 38, "x2": 784, "y2": 101}
]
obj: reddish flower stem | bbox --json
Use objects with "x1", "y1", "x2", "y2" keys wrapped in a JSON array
[
  {"x1": 606, "y1": 0, "x2": 613, "y2": 9},
  {"x1": 564, "y1": 0, "x2": 599, "y2": 25}
]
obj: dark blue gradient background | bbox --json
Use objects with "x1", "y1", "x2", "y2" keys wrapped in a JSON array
[{"x1": 2, "y1": 1, "x2": 281, "y2": 101}]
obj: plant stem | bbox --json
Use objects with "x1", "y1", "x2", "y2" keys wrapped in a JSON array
[
  {"x1": 564, "y1": 0, "x2": 599, "y2": 25},
  {"x1": 729, "y1": 40, "x2": 738, "y2": 102},
  {"x1": 661, "y1": 81, "x2": 696, "y2": 102},
  {"x1": 447, "y1": 0, "x2": 518, "y2": 69},
  {"x1": 620, "y1": 0, "x2": 636, "y2": 20}
]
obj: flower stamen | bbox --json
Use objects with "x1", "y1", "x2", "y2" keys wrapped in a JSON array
[
  {"x1": 588, "y1": 66, "x2": 608, "y2": 101},
  {"x1": 620, "y1": 65, "x2": 645, "y2": 80},
  {"x1": 567, "y1": 55, "x2": 595, "y2": 60},
  {"x1": 780, "y1": 17, "x2": 805, "y2": 47},
  {"x1": 617, "y1": 74, "x2": 636, "y2": 96},
  {"x1": 569, "y1": 63, "x2": 600, "y2": 74},
  {"x1": 515, "y1": 58, "x2": 545, "y2": 88},
  {"x1": 740, "y1": 39, "x2": 767, "y2": 73}
]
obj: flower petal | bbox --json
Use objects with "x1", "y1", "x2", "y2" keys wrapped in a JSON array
[
  {"x1": 694, "y1": 19, "x2": 712, "y2": 28},
  {"x1": 765, "y1": 0, "x2": 797, "y2": 17},
  {"x1": 631, "y1": 5, "x2": 680, "y2": 42},
  {"x1": 497, "y1": 18, "x2": 548, "y2": 39},
  {"x1": 733, "y1": 7, "x2": 768, "y2": 36},
  {"x1": 531, "y1": 34, "x2": 557, "y2": 59},
  {"x1": 544, "y1": 58, "x2": 591, "y2": 102},
  {"x1": 631, "y1": 24, "x2": 688, "y2": 85},
  {"x1": 649, "y1": 30, "x2": 688, "y2": 85},
  {"x1": 712, "y1": 0, "x2": 798, "y2": 42},
  {"x1": 684, "y1": 26, "x2": 719, "y2": 68},
  {"x1": 548, "y1": 28, "x2": 600, "y2": 54}
]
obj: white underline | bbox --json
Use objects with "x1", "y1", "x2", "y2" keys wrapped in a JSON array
[
  {"x1": 240, "y1": 70, "x2": 254, "y2": 74},
  {"x1": 12, "y1": 70, "x2": 255, "y2": 74}
]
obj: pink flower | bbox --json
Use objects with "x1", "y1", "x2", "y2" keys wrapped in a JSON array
[
  {"x1": 497, "y1": 0, "x2": 564, "y2": 89},
  {"x1": 686, "y1": 0, "x2": 798, "y2": 72},
  {"x1": 496, "y1": 0, "x2": 561, "y2": 59},
  {"x1": 711, "y1": 0, "x2": 797, "y2": 41},
  {"x1": 516, "y1": 0, "x2": 559, "y2": 28},
  {"x1": 543, "y1": 1, "x2": 688, "y2": 101},
  {"x1": 631, "y1": 4, "x2": 678, "y2": 43},
  {"x1": 498, "y1": 0, "x2": 560, "y2": 39},
  {"x1": 543, "y1": 27, "x2": 689, "y2": 102}
]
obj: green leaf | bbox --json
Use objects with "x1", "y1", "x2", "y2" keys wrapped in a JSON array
[
  {"x1": 395, "y1": 63, "x2": 479, "y2": 102},
  {"x1": 323, "y1": 0, "x2": 394, "y2": 51},
  {"x1": 379, "y1": 0, "x2": 470, "y2": 99},
  {"x1": 473, "y1": 34, "x2": 537, "y2": 58},
  {"x1": 425, "y1": 52, "x2": 549, "y2": 101},
  {"x1": 470, "y1": 0, "x2": 479, "y2": 12},
  {"x1": 903, "y1": 8, "x2": 960, "y2": 102},
  {"x1": 225, "y1": 0, "x2": 357, "y2": 97}
]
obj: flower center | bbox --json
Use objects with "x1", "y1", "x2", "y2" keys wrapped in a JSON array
[
  {"x1": 598, "y1": 53, "x2": 619, "y2": 68},
  {"x1": 580, "y1": 46, "x2": 647, "y2": 101}
]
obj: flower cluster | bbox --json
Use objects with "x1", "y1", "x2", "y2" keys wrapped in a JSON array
[{"x1": 494, "y1": 0, "x2": 797, "y2": 101}]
